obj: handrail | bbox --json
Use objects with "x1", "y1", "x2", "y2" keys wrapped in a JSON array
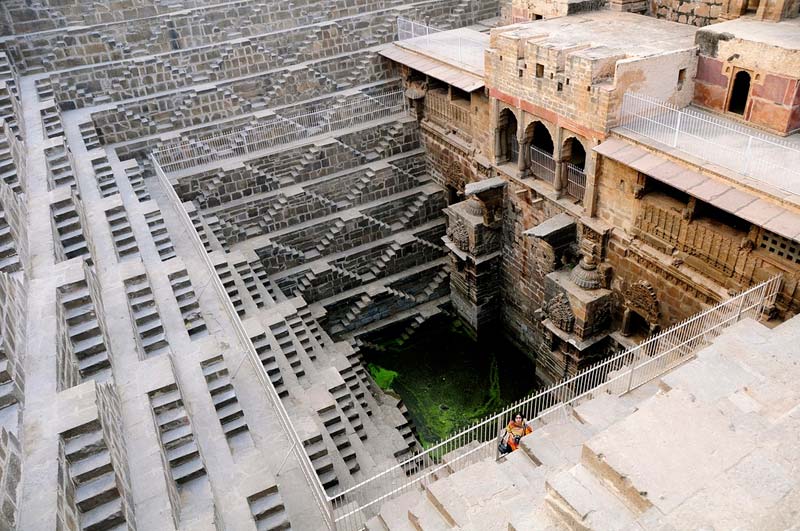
[
  {"x1": 150, "y1": 155, "x2": 335, "y2": 529},
  {"x1": 328, "y1": 274, "x2": 782, "y2": 531},
  {"x1": 154, "y1": 146, "x2": 782, "y2": 531},
  {"x1": 617, "y1": 92, "x2": 800, "y2": 196}
]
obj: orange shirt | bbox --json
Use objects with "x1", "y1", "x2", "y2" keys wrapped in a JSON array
[{"x1": 505, "y1": 421, "x2": 532, "y2": 451}]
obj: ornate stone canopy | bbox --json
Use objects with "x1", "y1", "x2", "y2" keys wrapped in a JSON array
[
  {"x1": 546, "y1": 293, "x2": 575, "y2": 333},
  {"x1": 625, "y1": 280, "x2": 660, "y2": 323}
]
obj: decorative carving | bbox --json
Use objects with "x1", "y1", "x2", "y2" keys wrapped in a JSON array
[
  {"x1": 464, "y1": 198, "x2": 484, "y2": 217},
  {"x1": 570, "y1": 239, "x2": 603, "y2": 290},
  {"x1": 448, "y1": 219, "x2": 469, "y2": 252},
  {"x1": 570, "y1": 259, "x2": 603, "y2": 290},
  {"x1": 625, "y1": 280, "x2": 660, "y2": 323},
  {"x1": 404, "y1": 80, "x2": 427, "y2": 100},
  {"x1": 546, "y1": 293, "x2": 575, "y2": 333},
  {"x1": 443, "y1": 163, "x2": 462, "y2": 189},
  {"x1": 592, "y1": 299, "x2": 611, "y2": 331}
]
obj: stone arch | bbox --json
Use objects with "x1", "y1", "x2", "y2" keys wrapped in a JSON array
[
  {"x1": 523, "y1": 120, "x2": 555, "y2": 154},
  {"x1": 496, "y1": 107, "x2": 519, "y2": 164},
  {"x1": 523, "y1": 119, "x2": 557, "y2": 182},
  {"x1": 562, "y1": 135, "x2": 587, "y2": 170},
  {"x1": 728, "y1": 70, "x2": 751, "y2": 116},
  {"x1": 621, "y1": 280, "x2": 660, "y2": 336}
]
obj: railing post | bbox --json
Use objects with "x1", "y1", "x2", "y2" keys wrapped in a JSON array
[
  {"x1": 743, "y1": 136, "x2": 753, "y2": 175},
  {"x1": 672, "y1": 110, "x2": 682, "y2": 148},
  {"x1": 735, "y1": 290, "x2": 746, "y2": 322},
  {"x1": 625, "y1": 353, "x2": 636, "y2": 394}
]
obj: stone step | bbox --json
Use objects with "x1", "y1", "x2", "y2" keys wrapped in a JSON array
[
  {"x1": 519, "y1": 413, "x2": 595, "y2": 471},
  {"x1": 582, "y1": 388, "x2": 760, "y2": 516},
  {"x1": 545, "y1": 464, "x2": 637, "y2": 530}
]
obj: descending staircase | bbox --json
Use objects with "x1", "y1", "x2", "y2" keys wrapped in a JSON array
[
  {"x1": 57, "y1": 281, "x2": 111, "y2": 380},
  {"x1": 148, "y1": 383, "x2": 207, "y2": 487},
  {"x1": 366, "y1": 315, "x2": 800, "y2": 530},
  {"x1": 123, "y1": 274, "x2": 169, "y2": 358},
  {"x1": 201, "y1": 355, "x2": 250, "y2": 444},
  {"x1": 61, "y1": 420, "x2": 130, "y2": 530}
]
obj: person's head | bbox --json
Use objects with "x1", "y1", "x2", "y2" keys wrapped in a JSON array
[{"x1": 512, "y1": 411, "x2": 523, "y2": 425}]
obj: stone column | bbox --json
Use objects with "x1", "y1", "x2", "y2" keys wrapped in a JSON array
[
  {"x1": 553, "y1": 127, "x2": 565, "y2": 197},
  {"x1": 516, "y1": 132, "x2": 527, "y2": 175},
  {"x1": 583, "y1": 146, "x2": 599, "y2": 215}
]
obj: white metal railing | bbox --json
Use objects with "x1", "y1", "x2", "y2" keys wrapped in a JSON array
[
  {"x1": 529, "y1": 145, "x2": 555, "y2": 185},
  {"x1": 150, "y1": 156, "x2": 335, "y2": 529},
  {"x1": 618, "y1": 92, "x2": 800, "y2": 196},
  {"x1": 397, "y1": 17, "x2": 443, "y2": 40},
  {"x1": 329, "y1": 275, "x2": 782, "y2": 531},
  {"x1": 396, "y1": 17, "x2": 486, "y2": 72},
  {"x1": 153, "y1": 89, "x2": 407, "y2": 173},
  {"x1": 565, "y1": 162, "x2": 586, "y2": 201}
]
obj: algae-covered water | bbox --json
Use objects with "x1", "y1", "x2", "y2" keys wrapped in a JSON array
[{"x1": 362, "y1": 314, "x2": 539, "y2": 447}]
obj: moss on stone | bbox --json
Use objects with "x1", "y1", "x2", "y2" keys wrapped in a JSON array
[
  {"x1": 361, "y1": 314, "x2": 537, "y2": 448},
  {"x1": 368, "y1": 363, "x2": 399, "y2": 390}
]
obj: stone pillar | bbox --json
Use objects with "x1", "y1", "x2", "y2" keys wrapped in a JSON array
[
  {"x1": 517, "y1": 131, "x2": 527, "y2": 174},
  {"x1": 583, "y1": 145, "x2": 599, "y2": 215},
  {"x1": 554, "y1": 128, "x2": 565, "y2": 197},
  {"x1": 494, "y1": 128, "x2": 503, "y2": 164},
  {"x1": 621, "y1": 307, "x2": 634, "y2": 336},
  {"x1": 443, "y1": 178, "x2": 507, "y2": 336}
]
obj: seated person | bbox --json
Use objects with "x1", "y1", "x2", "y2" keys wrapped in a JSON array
[{"x1": 503, "y1": 411, "x2": 532, "y2": 453}]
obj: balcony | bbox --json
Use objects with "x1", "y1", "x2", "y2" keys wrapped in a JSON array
[
  {"x1": 618, "y1": 93, "x2": 800, "y2": 197},
  {"x1": 635, "y1": 199, "x2": 743, "y2": 277},
  {"x1": 423, "y1": 89, "x2": 472, "y2": 140}
]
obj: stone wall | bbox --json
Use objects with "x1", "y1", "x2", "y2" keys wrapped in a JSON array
[
  {"x1": 0, "y1": 0, "x2": 234, "y2": 35},
  {"x1": 96, "y1": 384, "x2": 136, "y2": 527},
  {"x1": 0, "y1": 429, "x2": 21, "y2": 531},
  {"x1": 0, "y1": 181, "x2": 27, "y2": 273},
  {"x1": 485, "y1": 18, "x2": 696, "y2": 150},
  {"x1": 651, "y1": 0, "x2": 723, "y2": 26},
  {"x1": 502, "y1": 0, "x2": 606, "y2": 22},
  {"x1": 0, "y1": 0, "x2": 497, "y2": 74},
  {"x1": 500, "y1": 181, "x2": 572, "y2": 365},
  {"x1": 694, "y1": 30, "x2": 800, "y2": 135},
  {"x1": 0, "y1": 271, "x2": 25, "y2": 412}
]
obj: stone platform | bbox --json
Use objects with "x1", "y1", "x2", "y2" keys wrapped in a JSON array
[{"x1": 368, "y1": 315, "x2": 800, "y2": 530}]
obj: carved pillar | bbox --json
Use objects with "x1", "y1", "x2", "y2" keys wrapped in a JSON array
[
  {"x1": 554, "y1": 128, "x2": 565, "y2": 197},
  {"x1": 517, "y1": 132, "x2": 527, "y2": 174}
]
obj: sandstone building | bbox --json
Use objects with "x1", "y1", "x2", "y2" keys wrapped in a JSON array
[{"x1": 0, "y1": 0, "x2": 797, "y2": 529}]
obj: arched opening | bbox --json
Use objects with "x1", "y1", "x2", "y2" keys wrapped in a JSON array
[
  {"x1": 446, "y1": 184, "x2": 461, "y2": 205},
  {"x1": 497, "y1": 109, "x2": 519, "y2": 164},
  {"x1": 621, "y1": 309, "x2": 652, "y2": 339},
  {"x1": 728, "y1": 70, "x2": 751, "y2": 116},
  {"x1": 562, "y1": 137, "x2": 587, "y2": 200},
  {"x1": 525, "y1": 121, "x2": 555, "y2": 183},
  {"x1": 745, "y1": 0, "x2": 760, "y2": 12},
  {"x1": 530, "y1": 121, "x2": 554, "y2": 153},
  {"x1": 563, "y1": 137, "x2": 586, "y2": 170}
]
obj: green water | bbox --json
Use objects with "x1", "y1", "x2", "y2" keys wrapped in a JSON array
[{"x1": 362, "y1": 314, "x2": 539, "y2": 447}]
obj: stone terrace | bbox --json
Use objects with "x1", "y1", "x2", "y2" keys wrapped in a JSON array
[
  {"x1": 368, "y1": 315, "x2": 800, "y2": 530},
  {"x1": 0, "y1": 0, "x2": 500, "y2": 529}
]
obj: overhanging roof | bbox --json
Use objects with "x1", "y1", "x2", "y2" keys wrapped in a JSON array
[
  {"x1": 379, "y1": 44, "x2": 484, "y2": 92},
  {"x1": 595, "y1": 138, "x2": 800, "y2": 242}
]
